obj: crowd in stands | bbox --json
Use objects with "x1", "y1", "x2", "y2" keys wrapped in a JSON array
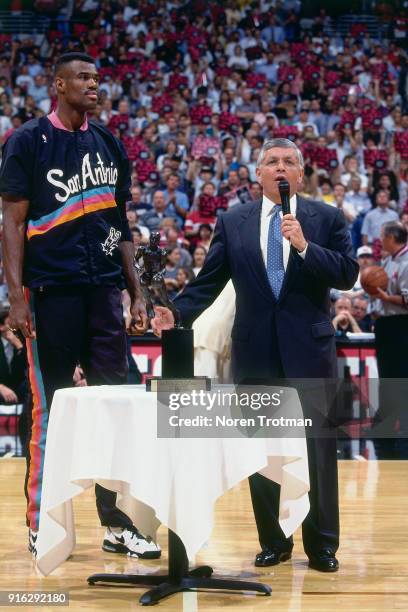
[{"x1": 0, "y1": 0, "x2": 407, "y2": 326}]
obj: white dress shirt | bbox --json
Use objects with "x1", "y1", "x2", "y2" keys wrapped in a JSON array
[{"x1": 260, "y1": 194, "x2": 307, "y2": 271}]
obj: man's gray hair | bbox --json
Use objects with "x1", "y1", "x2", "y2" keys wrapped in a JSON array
[
  {"x1": 382, "y1": 221, "x2": 407, "y2": 244},
  {"x1": 256, "y1": 138, "x2": 304, "y2": 168}
]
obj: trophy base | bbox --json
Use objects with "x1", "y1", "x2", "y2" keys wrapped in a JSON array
[
  {"x1": 146, "y1": 328, "x2": 211, "y2": 391},
  {"x1": 146, "y1": 377, "x2": 211, "y2": 393},
  {"x1": 161, "y1": 328, "x2": 194, "y2": 378}
]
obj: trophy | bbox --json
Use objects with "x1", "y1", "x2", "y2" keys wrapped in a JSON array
[
  {"x1": 134, "y1": 231, "x2": 209, "y2": 390},
  {"x1": 134, "y1": 231, "x2": 181, "y2": 327}
]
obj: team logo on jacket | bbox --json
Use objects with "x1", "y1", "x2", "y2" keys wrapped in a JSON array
[
  {"x1": 47, "y1": 153, "x2": 118, "y2": 202},
  {"x1": 101, "y1": 227, "x2": 121, "y2": 256}
]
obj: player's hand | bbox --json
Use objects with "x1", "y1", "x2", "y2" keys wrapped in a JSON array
[
  {"x1": 8, "y1": 297, "x2": 35, "y2": 338},
  {"x1": 128, "y1": 298, "x2": 148, "y2": 335},
  {"x1": 150, "y1": 306, "x2": 175, "y2": 338},
  {"x1": 281, "y1": 214, "x2": 307, "y2": 252}
]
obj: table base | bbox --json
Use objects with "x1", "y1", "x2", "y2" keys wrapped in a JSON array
[
  {"x1": 88, "y1": 567, "x2": 272, "y2": 606},
  {"x1": 88, "y1": 530, "x2": 271, "y2": 605}
]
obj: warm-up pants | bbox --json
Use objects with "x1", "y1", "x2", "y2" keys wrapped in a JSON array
[{"x1": 24, "y1": 285, "x2": 134, "y2": 531}]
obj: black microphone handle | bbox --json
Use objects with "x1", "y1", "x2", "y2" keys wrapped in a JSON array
[{"x1": 281, "y1": 192, "x2": 290, "y2": 216}]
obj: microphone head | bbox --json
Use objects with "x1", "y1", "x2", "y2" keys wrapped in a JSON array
[{"x1": 278, "y1": 180, "x2": 290, "y2": 197}]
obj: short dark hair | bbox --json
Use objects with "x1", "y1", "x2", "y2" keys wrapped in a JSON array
[
  {"x1": 55, "y1": 52, "x2": 95, "y2": 74},
  {"x1": 382, "y1": 221, "x2": 408, "y2": 244},
  {"x1": 199, "y1": 223, "x2": 213, "y2": 233}
]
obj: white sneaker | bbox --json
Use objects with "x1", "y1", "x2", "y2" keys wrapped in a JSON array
[
  {"x1": 102, "y1": 526, "x2": 161, "y2": 559},
  {"x1": 28, "y1": 528, "x2": 38, "y2": 558}
]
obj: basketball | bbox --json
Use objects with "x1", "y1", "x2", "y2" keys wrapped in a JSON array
[{"x1": 360, "y1": 265, "x2": 388, "y2": 296}]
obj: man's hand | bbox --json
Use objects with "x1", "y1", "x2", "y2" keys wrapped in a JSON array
[
  {"x1": 1, "y1": 327, "x2": 23, "y2": 351},
  {"x1": 332, "y1": 312, "x2": 350, "y2": 330},
  {"x1": 376, "y1": 288, "x2": 390, "y2": 302},
  {"x1": 376, "y1": 288, "x2": 404, "y2": 306},
  {"x1": 127, "y1": 298, "x2": 149, "y2": 335},
  {"x1": 332, "y1": 310, "x2": 361, "y2": 332},
  {"x1": 8, "y1": 297, "x2": 35, "y2": 338},
  {"x1": 0, "y1": 384, "x2": 18, "y2": 403},
  {"x1": 281, "y1": 214, "x2": 307, "y2": 252},
  {"x1": 150, "y1": 306, "x2": 175, "y2": 337}
]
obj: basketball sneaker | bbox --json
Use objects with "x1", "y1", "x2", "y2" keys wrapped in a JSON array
[
  {"x1": 28, "y1": 528, "x2": 38, "y2": 558},
  {"x1": 102, "y1": 525, "x2": 161, "y2": 559}
]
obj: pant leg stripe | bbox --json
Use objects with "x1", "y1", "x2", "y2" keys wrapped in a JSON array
[{"x1": 24, "y1": 288, "x2": 48, "y2": 531}]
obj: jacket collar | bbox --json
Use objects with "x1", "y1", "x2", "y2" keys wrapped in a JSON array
[{"x1": 237, "y1": 195, "x2": 315, "y2": 303}]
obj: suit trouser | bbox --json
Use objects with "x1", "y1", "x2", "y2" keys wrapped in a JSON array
[
  {"x1": 249, "y1": 436, "x2": 339, "y2": 556},
  {"x1": 24, "y1": 285, "x2": 133, "y2": 531},
  {"x1": 244, "y1": 341, "x2": 339, "y2": 556}
]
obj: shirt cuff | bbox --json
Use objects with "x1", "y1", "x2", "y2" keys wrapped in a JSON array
[{"x1": 297, "y1": 242, "x2": 308, "y2": 259}]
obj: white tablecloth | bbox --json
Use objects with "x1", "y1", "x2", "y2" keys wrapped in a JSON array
[{"x1": 36, "y1": 385, "x2": 310, "y2": 576}]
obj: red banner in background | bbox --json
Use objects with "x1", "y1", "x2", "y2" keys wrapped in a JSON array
[
  {"x1": 130, "y1": 342, "x2": 162, "y2": 382},
  {"x1": 0, "y1": 343, "x2": 379, "y2": 457},
  {"x1": 131, "y1": 341, "x2": 379, "y2": 383},
  {"x1": 337, "y1": 347, "x2": 378, "y2": 378}
]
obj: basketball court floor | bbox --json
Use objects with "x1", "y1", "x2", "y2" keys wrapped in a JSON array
[{"x1": 0, "y1": 458, "x2": 406, "y2": 611}]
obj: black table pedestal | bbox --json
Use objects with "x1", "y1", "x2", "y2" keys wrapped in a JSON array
[
  {"x1": 88, "y1": 530, "x2": 271, "y2": 606},
  {"x1": 88, "y1": 327, "x2": 271, "y2": 604}
]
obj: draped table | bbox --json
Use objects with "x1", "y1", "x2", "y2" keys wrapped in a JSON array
[{"x1": 36, "y1": 385, "x2": 310, "y2": 603}]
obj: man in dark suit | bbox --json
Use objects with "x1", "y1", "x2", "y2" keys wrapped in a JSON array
[{"x1": 152, "y1": 138, "x2": 359, "y2": 572}]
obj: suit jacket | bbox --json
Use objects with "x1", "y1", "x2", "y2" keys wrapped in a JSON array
[
  {"x1": 0, "y1": 339, "x2": 27, "y2": 400},
  {"x1": 175, "y1": 196, "x2": 359, "y2": 382}
]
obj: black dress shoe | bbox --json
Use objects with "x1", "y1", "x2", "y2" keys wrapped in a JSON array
[
  {"x1": 308, "y1": 549, "x2": 339, "y2": 572},
  {"x1": 254, "y1": 548, "x2": 292, "y2": 567}
]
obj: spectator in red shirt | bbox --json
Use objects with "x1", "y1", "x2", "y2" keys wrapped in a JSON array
[{"x1": 184, "y1": 182, "x2": 220, "y2": 244}]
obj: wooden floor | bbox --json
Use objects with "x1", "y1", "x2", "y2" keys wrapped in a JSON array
[{"x1": 0, "y1": 459, "x2": 407, "y2": 611}]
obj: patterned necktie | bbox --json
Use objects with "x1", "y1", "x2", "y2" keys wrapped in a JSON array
[{"x1": 267, "y1": 205, "x2": 285, "y2": 299}]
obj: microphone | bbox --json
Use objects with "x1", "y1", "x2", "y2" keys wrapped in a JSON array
[{"x1": 278, "y1": 180, "x2": 290, "y2": 216}]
